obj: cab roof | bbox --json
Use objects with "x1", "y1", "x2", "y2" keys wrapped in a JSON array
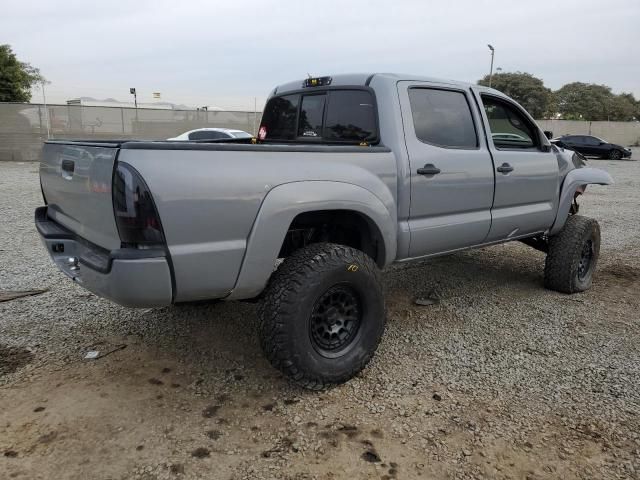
[{"x1": 273, "y1": 73, "x2": 503, "y2": 96}]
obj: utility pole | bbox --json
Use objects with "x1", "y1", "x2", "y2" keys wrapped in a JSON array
[
  {"x1": 41, "y1": 81, "x2": 51, "y2": 139},
  {"x1": 487, "y1": 44, "x2": 495, "y2": 88},
  {"x1": 254, "y1": 97, "x2": 258, "y2": 136}
]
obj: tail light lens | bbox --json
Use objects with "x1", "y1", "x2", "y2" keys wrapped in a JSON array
[{"x1": 112, "y1": 162, "x2": 165, "y2": 247}]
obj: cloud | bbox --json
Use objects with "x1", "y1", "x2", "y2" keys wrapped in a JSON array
[{"x1": 3, "y1": 0, "x2": 639, "y2": 108}]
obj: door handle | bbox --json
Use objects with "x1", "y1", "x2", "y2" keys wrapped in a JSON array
[
  {"x1": 496, "y1": 163, "x2": 514, "y2": 174},
  {"x1": 417, "y1": 164, "x2": 441, "y2": 175}
]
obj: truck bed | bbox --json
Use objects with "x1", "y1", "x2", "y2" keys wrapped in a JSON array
[{"x1": 39, "y1": 139, "x2": 397, "y2": 304}]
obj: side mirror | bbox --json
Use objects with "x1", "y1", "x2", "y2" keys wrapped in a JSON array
[{"x1": 543, "y1": 130, "x2": 553, "y2": 140}]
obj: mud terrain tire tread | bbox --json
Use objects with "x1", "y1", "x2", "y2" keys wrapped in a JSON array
[
  {"x1": 258, "y1": 243, "x2": 385, "y2": 390},
  {"x1": 544, "y1": 215, "x2": 600, "y2": 293}
]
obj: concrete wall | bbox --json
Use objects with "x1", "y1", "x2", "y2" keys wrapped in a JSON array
[
  {"x1": 1, "y1": 103, "x2": 639, "y2": 161},
  {"x1": 537, "y1": 119, "x2": 640, "y2": 146}
]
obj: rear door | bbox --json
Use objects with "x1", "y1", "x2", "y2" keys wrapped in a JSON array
[
  {"x1": 40, "y1": 141, "x2": 121, "y2": 249},
  {"x1": 474, "y1": 92, "x2": 559, "y2": 241},
  {"x1": 398, "y1": 81, "x2": 495, "y2": 257}
]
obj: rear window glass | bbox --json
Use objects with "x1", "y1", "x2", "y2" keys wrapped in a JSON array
[
  {"x1": 260, "y1": 89, "x2": 377, "y2": 143},
  {"x1": 324, "y1": 90, "x2": 376, "y2": 142},
  {"x1": 298, "y1": 95, "x2": 325, "y2": 138},
  {"x1": 408, "y1": 88, "x2": 477, "y2": 148},
  {"x1": 261, "y1": 94, "x2": 299, "y2": 140}
]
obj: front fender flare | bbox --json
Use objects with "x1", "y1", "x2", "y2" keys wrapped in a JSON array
[
  {"x1": 227, "y1": 181, "x2": 397, "y2": 300},
  {"x1": 549, "y1": 167, "x2": 613, "y2": 235}
]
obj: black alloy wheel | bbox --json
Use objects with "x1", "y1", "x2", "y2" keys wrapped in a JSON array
[
  {"x1": 310, "y1": 284, "x2": 362, "y2": 357},
  {"x1": 610, "y1": 149, "x2": 622, "y2": 160}
]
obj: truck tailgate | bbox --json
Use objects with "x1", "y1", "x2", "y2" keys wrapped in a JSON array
[{"x1": 40, "y1": 141, "x2": 121, "y2": 250}]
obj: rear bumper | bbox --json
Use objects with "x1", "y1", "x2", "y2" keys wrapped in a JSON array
[{"x1": 35, "y1": 206, "x2": 173, "y2": 307}]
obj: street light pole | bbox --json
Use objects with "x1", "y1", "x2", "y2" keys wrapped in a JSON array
[
  {"x1": 130, "y1": 87, "x2": 138, "y2": 124},
  {"x1": 130, "y1": 87, "x2": 137, "y2": 109},
  {"x1": 487, "y1": 44, "x2": 495, "y2": 88}
]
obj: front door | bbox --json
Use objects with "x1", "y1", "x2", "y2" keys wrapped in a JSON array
[
  {"x1": 583, "y1": 135, "x2": 606, "y2": 156},
  {"x1": 474, "y1": 91, "x2": 559, "y2": 242},
  {"x1": 398, "y1": 81, "x2": 495, "y2": 257}
]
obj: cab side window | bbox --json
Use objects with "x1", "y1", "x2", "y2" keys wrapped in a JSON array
[
  {"x1": 408, "y1": 88, "x2": 477, "y2": 148},
  {"x1": 481, "y1": 96, "x2": 538, "y2": 150}
]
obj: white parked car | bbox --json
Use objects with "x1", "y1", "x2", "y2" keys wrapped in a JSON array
[{"x1": 168, "y1": 128, "x2": 253, "y2": 141}]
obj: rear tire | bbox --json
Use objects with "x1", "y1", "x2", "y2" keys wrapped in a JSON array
[
  {"x1": 544, "y1": 215, "x2": 600, "y2": 293},
  {"x1": 258, "y1": 243, "x2": 386, "y2": 390}
]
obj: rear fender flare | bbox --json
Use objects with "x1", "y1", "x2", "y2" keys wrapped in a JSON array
[
  {"x1": 549, "y1": 167, "x2": 613, "y2": 235},
  {"x1": 227, "y1": 181, "x2": 396, "y2": 300}
]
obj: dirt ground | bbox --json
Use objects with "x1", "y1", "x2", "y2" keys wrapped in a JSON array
[{"x1": 1, "y1": 158, "x2": 639, "y2": 480}]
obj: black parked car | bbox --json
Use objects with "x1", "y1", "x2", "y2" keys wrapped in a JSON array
[{"x1": 551, "y1": 135, "x2": 632, "y2": 160}]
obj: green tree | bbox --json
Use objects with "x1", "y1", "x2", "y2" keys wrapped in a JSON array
[
  {"x1": 610, "y1": 93, "x2": 638, "y2": 121},
  {"x1": 554, "y1": 82, "x2": 621, "y2": 121},
  {"x1": 478, "y1": 72, "x2": 552, "y2": 118},
  {"x1": 0, "y1": 44, "x2": 45, "y2": 102}
]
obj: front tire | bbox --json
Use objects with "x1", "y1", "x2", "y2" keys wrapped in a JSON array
[
  {"x1": 609, "y1": 149, "x2": 622, "y2": 160},
  {"x1": 544, "y1": 215, "x2": 600, "y2": 293},
  {"x1": 258, "y1": 243, "x2": 386, "y2": 390}
]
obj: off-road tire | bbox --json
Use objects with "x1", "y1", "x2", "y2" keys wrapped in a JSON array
[
  {"x1": 258, "y1": 243, "x2": 386, "y2": 390},
  {"x1": 544, "y1": 215, "x2": 600, "y2": 293}
]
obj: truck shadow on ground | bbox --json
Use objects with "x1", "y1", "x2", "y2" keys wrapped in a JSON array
[
  {"x1": 384, "y1": 243, "x2": 546, "y2": 297},
  {"x1": 124, "y1": 244, "x2": 548, "y2": 391}
]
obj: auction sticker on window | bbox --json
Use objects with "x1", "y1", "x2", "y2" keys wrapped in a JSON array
[{"x1": 258, "y1": 126, "x2": 267, "y2": 140}]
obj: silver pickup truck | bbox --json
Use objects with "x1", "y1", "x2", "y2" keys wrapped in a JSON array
[{"x1": 36, "y1": 73, "x2": 612, "y2": 389}]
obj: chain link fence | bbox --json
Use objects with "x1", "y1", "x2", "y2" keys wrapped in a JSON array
[
  {"x1": 1, "y1": 103, "x2": 639, "y2": 161},
  {"x1": 0, "y1": 103, "x2": 261, "y2": 161}
]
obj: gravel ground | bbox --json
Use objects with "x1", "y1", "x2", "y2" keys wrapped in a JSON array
[{"x1": 1, "y1": 156, "x2": 640, "y2": 480}]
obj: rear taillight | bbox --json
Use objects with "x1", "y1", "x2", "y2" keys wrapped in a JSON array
[{"x1": 112, "y1": 162, "x2": 165, "y2": 247}]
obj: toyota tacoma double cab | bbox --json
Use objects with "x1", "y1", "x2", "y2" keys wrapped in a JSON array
[{"x1": 36, "y1": 73, "x2": 612, "y2": 389}]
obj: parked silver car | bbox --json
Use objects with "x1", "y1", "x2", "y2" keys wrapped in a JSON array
[{"x1": 167, "y1": 128, "x2": 252, "y2": 141}]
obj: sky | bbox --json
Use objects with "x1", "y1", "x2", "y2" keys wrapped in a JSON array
[{"x1": 3, "y1": 0, "x2": 639, "y2": 110}]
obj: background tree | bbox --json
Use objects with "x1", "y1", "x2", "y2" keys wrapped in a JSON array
[
  {"x1": 0, "y1": 44, "x2": 45, "y2": 102},
  {"x1": 610, "y1": 93, "x2": 638, "y2": 121},
  {"x1": 478, "y1": 72, "x2": 552, "y2": 118},
  {"x1": 553, "y1": 82, "x2": 630, "y2": 121}
]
